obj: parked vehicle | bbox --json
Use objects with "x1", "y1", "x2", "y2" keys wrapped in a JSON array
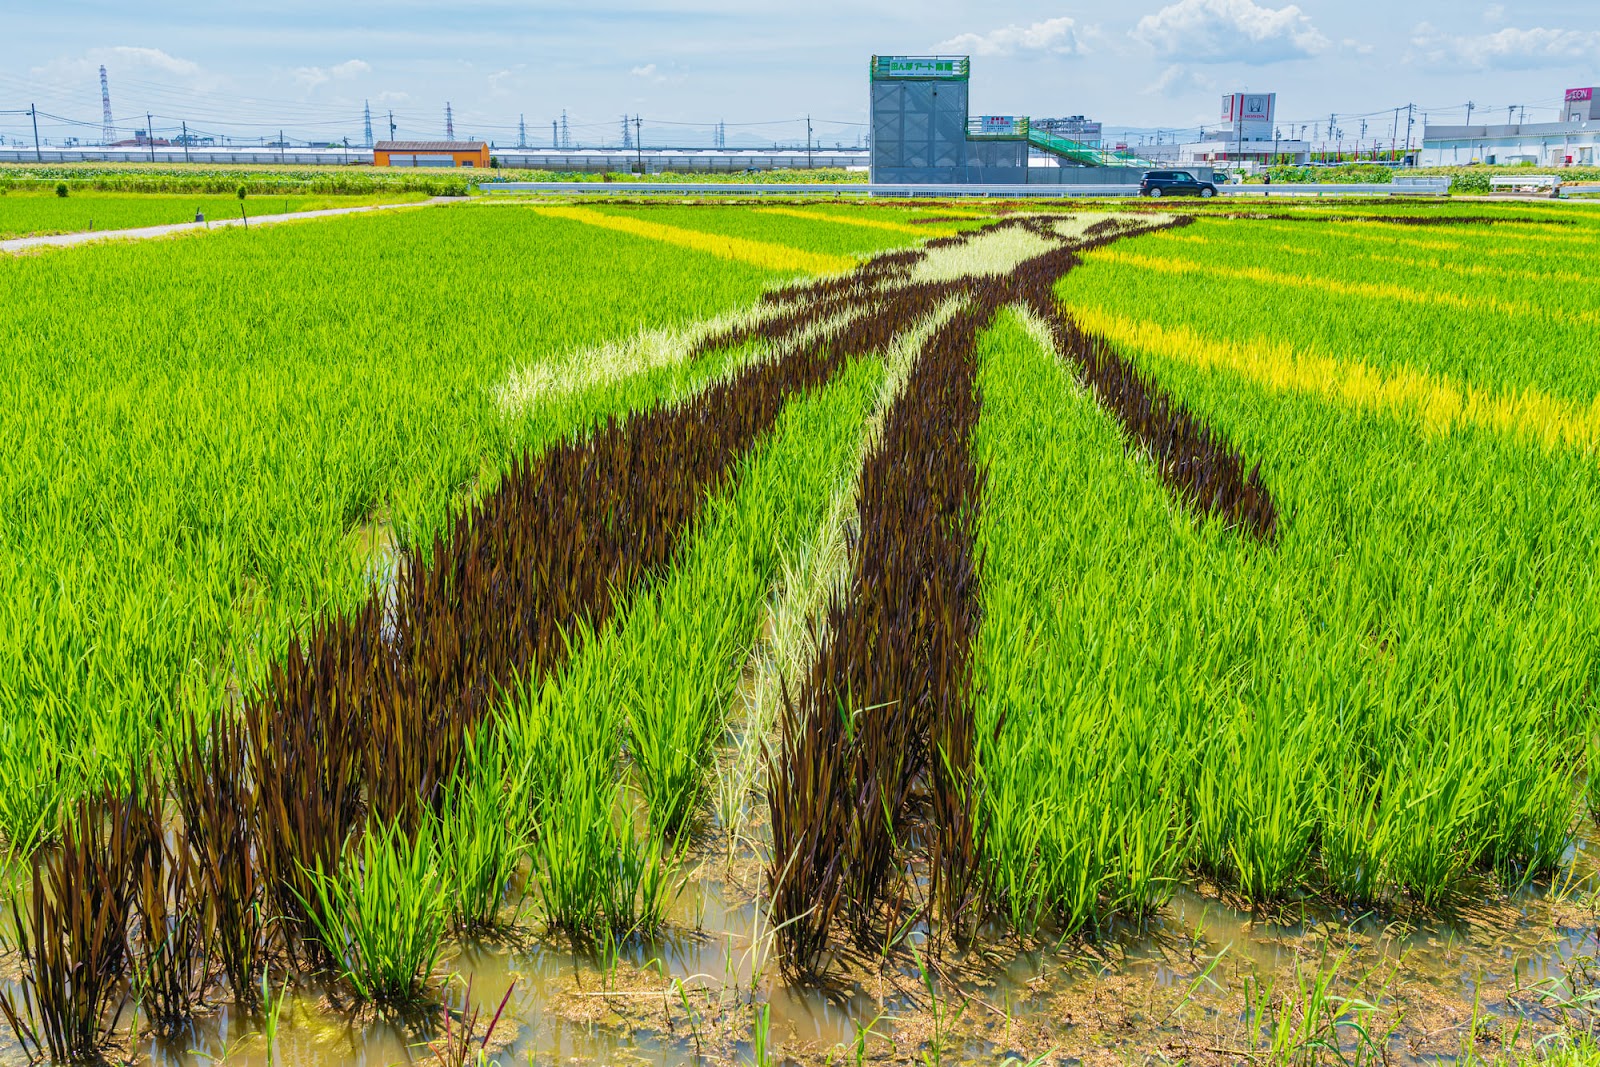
[{"x1": 1139, "y1": 171, "x2": 1218, "y2": 198}]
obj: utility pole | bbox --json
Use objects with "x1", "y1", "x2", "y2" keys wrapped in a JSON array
[
  {"x1": 551, "y1": 119, "x2": 558, "y2": 148},
  {"x1": 279, "y1": 128, "x2": 285, "y2": 163},
  {"x1": 806, "y1": 114, "x2": 813, "y2": 168},
  {"x1": 149, "y1": 112, "x2": 156, "y2": 161},
  {"x1": 634, "y1": 115, "x2": 643, "y2": 172},
  {"x1": 445, "y1": 102, "x2": 454, "y2": 139},
  {"x1": 1391, "y1": 107, "x2": 1400, "y2": 159},
  {"x1": 1465, "y1": 100, "x2": 1474, "y2": 128},
  {"x1": 182, "y1": 120, "x2": 190, "y2": 162},
  {"x1": 1506, "y1": 104, "x2": 1514, "y2": 126},
  {"x1": 30, "y1": 104, "x2": 40, "y2": 162},
  {"x1": 388, "y1": 110, "x2": 396, "y2": 140},
  {"x1": 1405, "y1": 103, "x2": 1414, "y2": 161}
]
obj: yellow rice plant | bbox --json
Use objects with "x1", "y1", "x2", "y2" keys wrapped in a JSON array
[
  {"x1": 526, "y1": 204, "x2": 855, "y2": 275},
  {"x1": 751, "y1": 206, "x2": 952, "y2": 237},
  {"x1": 1067, "y1": 304, "x2": 1600, "y2": 453},
  {"x1": 1085, "y1": 248, "x2": 1600, "y2": 329}
]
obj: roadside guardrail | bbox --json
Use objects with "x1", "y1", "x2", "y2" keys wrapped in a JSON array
[{"x1": 479, "y1": 180, "x2": 1453, "y2": 198}]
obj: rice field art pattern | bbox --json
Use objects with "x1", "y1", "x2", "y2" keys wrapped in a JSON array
[{"x1": 3, "y1": 197, "x2": 1600, "y2": 1067}]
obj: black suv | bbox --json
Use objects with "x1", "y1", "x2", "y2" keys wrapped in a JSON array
[{"x1": 1139, "y1": 171, "x2": 1218, "y2": 198}]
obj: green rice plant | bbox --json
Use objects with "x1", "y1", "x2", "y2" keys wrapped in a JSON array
[
  {"x1": 529, "y1": 731, "x2": 675, "y2": 938},
  {"x1": 1587, "y1": 731, "x2": 1600, "y2": 826},
  {"x1": 437, "y1": 723, "x2": 532, "y2": 932},
  {"x1": 1317, "y1": 755, "x2": 1401, "y2": 905},
  {"x1": 1380, "y1": 735, "x2": 1487, "y2": 907},
  {"x1": 1194, "y1": 699, "x2": 1323, "y2": 901},
  {"x1": 622, "y1": 584, "x2": 740, "y2": 840},
  {"x1": 300, "y1": 816, "x2": 449, "y2": 1004},
  {"x1": 0, "y1": 718, "x2": 71, "y2": 857},
  {"x1": 1472, "y1": 723, "x2": 1577, "y2": 887}
]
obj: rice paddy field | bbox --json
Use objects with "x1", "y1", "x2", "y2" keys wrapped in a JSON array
[{"x1": 2, "y1": 191, "x2": 1599, "y2": 1067}]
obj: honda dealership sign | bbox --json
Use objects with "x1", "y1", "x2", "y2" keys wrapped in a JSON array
[{"x1": 1221, "y1": 93, "x2": 1276, "y2": 141}]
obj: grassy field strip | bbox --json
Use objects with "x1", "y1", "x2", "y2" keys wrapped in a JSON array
[
  {"x1": 1087, "y1": 246, "x2": 1600, "y2": 329},
  {"x1": 525, "y1": 204, "x2": 855, "y2": 275},
  {"x1": 751, "y1": 205, "x2": 951, "y2": 236},
  {"x1": 0, "y1": 191, "x2": 433, "y2": 240},
  {"x1": 715, "y1": 298, "x2": 964, "y2": 850},
  {"x1": 503, "y1": 358, "x2": 884, "y2": 933},
  {"x1": 1067, "y1": 304, "x2": 1600, "y2": 451},
  {"x1": 0, "y1": 198, "x2": 448, "y2": 254}
]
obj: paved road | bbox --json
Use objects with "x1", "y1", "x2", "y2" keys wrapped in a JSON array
[{"x1": 0, "y1": 196, "x2": 461, "y2": 254}]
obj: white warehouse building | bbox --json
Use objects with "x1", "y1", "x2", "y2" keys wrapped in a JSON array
[{"x1": 1420, "y1": 87, "x2": 1600, "y2": 167}]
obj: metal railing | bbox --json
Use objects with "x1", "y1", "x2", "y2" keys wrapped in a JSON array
[
  {"x1": 478, "y1": 181, "x2": 1455, "y2": 198},
  {"x1": 1026, "y1": 129, "x2": 1158, "y2": 169}
]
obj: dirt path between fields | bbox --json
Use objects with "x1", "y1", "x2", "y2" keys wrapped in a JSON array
[{"x1": 0, "y1": 195, "x2": 463, "y2": 254}]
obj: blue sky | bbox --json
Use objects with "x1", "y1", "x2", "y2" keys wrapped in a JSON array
[{"x1": 4, "y1": 0, "x2": 1597, "y2": 148}]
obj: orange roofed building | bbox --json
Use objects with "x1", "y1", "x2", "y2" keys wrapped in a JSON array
[{"x1": 373, "y1": 140, "x2": 490, "y2": 167}]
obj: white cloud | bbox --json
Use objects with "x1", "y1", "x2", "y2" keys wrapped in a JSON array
[
  {"x1": 1145, "y1": 64, "x2": 1215, "y2": 95},
  {"x1": 1132, "y1": 0, "x2": 1329, "y2": 63},
  {"x1": 935, "y1": 17, "x2": 1091, "y2": 57},
  {"x1": 1483, "y1": 4, "x2": 1505, "y2": 24},
  {"x1": 630, "y1": 63, "x2": 657, "y2": 77},
  {"x1": 30, "y1": 46, "x2": 217, "y2": 92},
  {"x1": 292, "y1": 58, "x2": 369, "y2": 91},
  {"x1": 1409, "y1": 22, "x2": 1600, "y2": 71}
]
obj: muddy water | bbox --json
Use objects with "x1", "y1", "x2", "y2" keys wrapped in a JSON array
[{"x1": 2, "y1": 810, "x2": 1596, "y2": 1067}]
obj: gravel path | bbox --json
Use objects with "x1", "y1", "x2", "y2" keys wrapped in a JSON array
[{"x1": 0, "y1": 196, "x2": 462, "y2": 254}]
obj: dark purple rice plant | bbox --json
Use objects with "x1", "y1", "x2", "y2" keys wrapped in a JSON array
[
  {"x1": 171, "y1": 708, "x2": 265, "y2": 1012},
  {"x1": 0, "y1": 782, "x2": 156, "y2": 1064}
]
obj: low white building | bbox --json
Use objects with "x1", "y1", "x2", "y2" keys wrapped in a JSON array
[
  {"x1": 1421, "y1": 85, "x2": 1600, "y2": 167},
  {"x1": 1420, "y1": 120, "x2": 1599, "y2": 167}
]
